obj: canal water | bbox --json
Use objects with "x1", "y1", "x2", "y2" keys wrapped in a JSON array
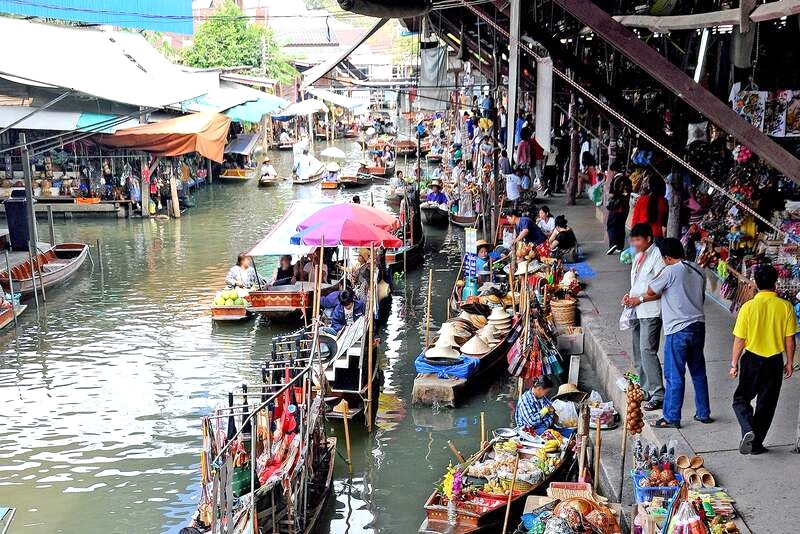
[{"x1": 0, "y1": 139, "x2": 517, "y2": 533}]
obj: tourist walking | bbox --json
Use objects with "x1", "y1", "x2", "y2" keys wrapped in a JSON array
[
  {"x1": 622, "y1": 223, "x2": 666, "y2": 410},
  {"x1": 629, "y1": 238, "x2": 710, "y2": 428},
  {"x1": 730, "y1": 264, "x2": 796, "y2": 455},
  {"x1": 606, "y1": 168, "x2": 632, "y2": 255}
]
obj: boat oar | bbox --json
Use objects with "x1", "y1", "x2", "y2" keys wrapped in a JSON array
[
  {"x1": 501, "y1": 454, "x2": 521, "y2": 534},
  {"x1": 447, "y1": 440, "x2": 465, "y2": 463},
  {"x1": 424, "y1": 268, "x2": 433, "y2": 346}
]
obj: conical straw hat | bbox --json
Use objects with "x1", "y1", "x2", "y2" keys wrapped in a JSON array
[
  {"x1": 425, "y1": 345, "x2": 461, "y2": 360},
  {"x1": 460, "y1": 335, "x2": 491, "y2": 356},
  {"x1": 434, "y1": 330, "x2": 460, "y2": 348},
  {"x1": 487, "y1": 307, "x2": 512, "y2": 322}
]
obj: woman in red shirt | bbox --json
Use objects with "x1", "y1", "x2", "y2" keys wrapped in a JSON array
[{"x1": 631, "y1": 176, "x2": 668, "y2": 239}]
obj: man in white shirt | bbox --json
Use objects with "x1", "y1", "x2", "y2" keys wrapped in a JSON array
[
  {"x1": 621, "y1": 223, "x2": 666, "y2": 410},
  {"x1": 505, "y1": 167, "x2": 522, "y2": 207}
]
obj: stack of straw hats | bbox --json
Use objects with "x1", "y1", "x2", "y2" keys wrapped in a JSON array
[{"x1": 487, "y1": 306, "x2": 512, "y2": 334}]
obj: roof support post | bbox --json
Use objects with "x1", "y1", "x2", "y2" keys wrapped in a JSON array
[{"x1": 506, "y1": 0, "x2": 521, "y2": 152}]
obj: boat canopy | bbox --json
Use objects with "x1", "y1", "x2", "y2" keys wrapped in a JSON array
[
  {"x1": 225, "y1": 133, "x2": 260, "y2": 155},
  {"x1": 272, "y1": 99, "x2": 329, "y2": 120},
  {"x1": 247, "y1": 199, "x2": 334, "y2": 257}
]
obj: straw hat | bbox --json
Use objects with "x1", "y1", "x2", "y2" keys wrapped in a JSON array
[
  {"x1": 475, "y1": 239, "x2": 491, "y2": 253},
  {"x1": 478, "y1": 323, "x2": 498, "y2": 339},
  {"x1": 358, "y1": 159, "x2": 369, "y2": 166},
  {"x1": 553, "y1": 383, "x2": 586, "y2": 402},
  {"x1": 460, "y1": 335, "x2": 491, "y2": 356},
  {"x1": 458, "y1": 311, "x2": 487, "y2": 329},
  {"x1": 487, "y1": 307, "x2": 512, "y2": 322},
  {"x1": 513, "y1": 260, "x2": 544, "y2": 277},
  {"x1": 263, "y1": 156, "x2": 271, "y2": 162},
  {"x1": 326, "y1": 162, "x2": 341, "y2": 172},
  {"x1": 434, "y1": 330, "x2": 461, "y2": 348},
  {"x1": 424, "y1": 345, "x2": 460, "y2": 360},
  {"x1": 430, "y1": 179, "x2": 443, "y2": 188}
]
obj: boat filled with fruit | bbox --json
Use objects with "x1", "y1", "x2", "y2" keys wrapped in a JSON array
[
  {"x1": 210, "y1": 287, "x2": 250, "y2": 321},
  {"x1": 419, "y1": 426, "x2": 575, "y2": 533}
]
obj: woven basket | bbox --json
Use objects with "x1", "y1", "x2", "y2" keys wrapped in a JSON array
[
  {"x1": 551, "y1": 297, "x2": 577, "y2": 327},
  {"x1": 500, "y1": 477, "x2": 535, "y2": 492}
]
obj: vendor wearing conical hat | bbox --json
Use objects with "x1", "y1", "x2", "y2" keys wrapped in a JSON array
[{"x1": 426, "y1": 179, "x2": 448, "y2": 205}]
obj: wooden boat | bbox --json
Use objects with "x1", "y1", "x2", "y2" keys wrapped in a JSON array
[
  {"x1": 0, "y1": 303, "x2": 25, "y2": 329},
  {"x1": 426, "y1": 153, "x2": 443, "y2": 164},
  {"x1": 211, "y1": 305, "x2": 249, "y2": 322},
  {"x1": 395, "y1": 139, "x2": 417, "y2": 156},
  {"x1": 412, "y1": 318, "x2": 522, "y2": 407},
  {"x1": 386, "y1": 188, "x2": 425, "y2": 273},
  {"x1": 340, "y1": 173, "x2": 373, "y2": 188},
  {"x1": 418, "y1": 436, "x2": 576, "y2": 533},
  {"x1": 247, "y1": 281, "x2": 338, "y2": 320},
  {"x1": 449, "y1": 213, "x2": 481, "y2": 228},
  {"x1": 0, "y1": 243, "x2": 88, "y2": 298},
  {"x1": 219, "y1": 168, "x2": 257, "y2": 182},
  {"x1": 258, "y1": 174, "x2": 281, "y2": 187},
  {"x1": 292, "y1": 161, "x2": 325, "y2": 185},
  {"x1": 277, "y1": 141, "x2": 294, "y2": 150},
  {"x1": 320, "y1": 179, "x2": 340, "y2": 190},
  {"x1": 421, "y1": 204, "x2": 450, "y2": 227}
]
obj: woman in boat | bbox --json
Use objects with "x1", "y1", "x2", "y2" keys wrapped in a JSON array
[
  {"x1": 329, "y1": 289, "x2": 366, "y2": 334},
  {"x1": 475, "y1": 240, "x2": 492, "y2": 273},
  {"x1": 515, "y1": 376, "x2": 557, "y2": 434},
  {"x1": 425, "y1": 180, "x2": 448, "y2": 205},
  {"x1": 323, "y1": 162, "x2": 340, "y2": 183},
  {"x1": 271, "y1": 255, "x2": 295, "y2": 286},
  {"x1": 225, "y1": 253, "x2": 263, "y2": 289},
  {"x1": 301, "y1": 249, "x2": 329, "y2": 283},
  {"x1": 260, "y1": 156, "x2": 277, "y2": 179},
  {"x1": 548, "y1": 215, "x2": 578, "y2": 258}
]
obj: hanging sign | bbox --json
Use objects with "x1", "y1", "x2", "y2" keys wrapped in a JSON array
[{"x1": 465, "y1": 227, "x2": 477, "y2": 253}]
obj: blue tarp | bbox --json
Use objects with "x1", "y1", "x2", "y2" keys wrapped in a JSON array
[
  {"x1": 563, "y1": 261, "x2": 597, "y2": 278},
  {"x1": 226, "y1": 95, "x2": 289, "y2": 123},
  {"x1": 414, "y1": 353, "x2": 480, "y2": 379}
]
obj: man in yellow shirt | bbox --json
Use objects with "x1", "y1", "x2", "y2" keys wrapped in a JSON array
[{"x1": 730, "y1": 265, "x2": 796, "y2": 455}]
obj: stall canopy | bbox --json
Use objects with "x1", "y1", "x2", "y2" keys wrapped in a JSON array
[
  {"x1": 0, "y1": 17, "x2": 207, "y2": 108},
  {"x1": 99, "y1": 112, "x2": 232, "y2": 162},
  {"x1": 272, "y1": 99, "x2": 329, "y2": 121},
  {"x1": 305, "y1": 88, "x2": 363, "y2": 111},
  {"x1": 225, "y1": 94, "x2": 289, "y2": 123},
  {"x1": 225, "y1": 134, "x2": 260, "y2": 156},
  {"x1": 0, "y1": 106, "x2": 138, "y2": 132},
  {"x1": 247, "y1": 199, "x2": 334, "y2": 257}
]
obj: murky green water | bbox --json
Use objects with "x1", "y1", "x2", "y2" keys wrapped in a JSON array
[{"x1": 0, "y1": 139, "x2": 516, "y2": 533}]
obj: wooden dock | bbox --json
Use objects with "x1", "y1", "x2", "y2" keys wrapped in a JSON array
[{"x1": 0, "y1": 199, "x2": 134, "y2": 219}]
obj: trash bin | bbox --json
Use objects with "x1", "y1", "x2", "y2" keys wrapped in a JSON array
[{"x1": 5, "y1": 189, "x2": 31, "y2": 251}]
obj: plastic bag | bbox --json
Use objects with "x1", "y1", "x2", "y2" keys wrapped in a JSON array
[
  {"x1": 552, "y1": 399, "x2": 578, "y2": 428},
  {"x1": 667, "y1": 500, "x2": 708, "y2": 534},
  {"x1": 619, "y1": 306, "x2": 636, "y2": 331},
  {"x1": 587, "y1": 181, "x2": 604, "y2": 206}
]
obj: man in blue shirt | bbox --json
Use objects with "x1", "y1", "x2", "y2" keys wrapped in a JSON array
[
  {"x1": 425, "y1": 180, "x2": 448, "y2": 205},
  {"x1": 481, "y1": 93, "x2": 492, "y2": 118},
  {"x1": 508, "y1": 209, "x2": 547, "y2": 245},
  {"x1": 466, "y1": 112, "x2": 475, "y2": 140},
  {"x1": 515, "y1": 376, "x2": 557, "y2": 433},
  {"x1": 330, "y1": 289, "x2": 366, "y2": 334}
]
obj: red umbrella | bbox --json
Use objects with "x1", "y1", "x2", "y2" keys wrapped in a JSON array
[
  {"x1": 296, "y1": 203, "x2": 398, "y2": 231},
  {"x1": 291, "y1": 218, "x2": 402, "y2": 248}
]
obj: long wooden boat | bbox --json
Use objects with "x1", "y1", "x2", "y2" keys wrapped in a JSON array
[
  {"x1": 386, "y1": 237, "x2": 425, "y2": 274},
  {"x1": 247, "y1": 281, "x2": 337, "y2": 320},
  {"x1": 395, "y1": 139, "x2": 417, "y2": 156},
  {"x1": 421, "y1": 205, "x2": 450, "y2": 227},
  {"x1": 0, "y1": 303, "x2": 26, "y2": 329},
  {"x1": 0, "y1": 243, "x2": 88, "y2": 298},
  {"x1": 450, "y1": 213, "x2": 481, "y2": 228},
  {"x1": 418, "y1": 436, "x2": 576, "y2": 533},
  {"x1": 320, "y1": 179, "x2": 340, "y2": 190},
  {"x1": 292, "y1": 162, "x2": 325, "y2": 185},
  {"x1": 219, "y1": 168, "x2": 257, "y2": 182},
  {"x1": 411, "y1": 317, "x2": 522, "y2": 407},
  {"x1": 340, "y1": 173, "x2": 373, "y2": 188},
  {"x1": 426, "y1": 153, "x2": 444, "y2": 164}
]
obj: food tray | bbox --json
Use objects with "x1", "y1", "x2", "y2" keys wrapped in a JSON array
[{"x1": 631, "y1": 472, "x2": 683, "y2": 504}]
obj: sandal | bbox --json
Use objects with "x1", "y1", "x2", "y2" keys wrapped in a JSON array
[
  {"x1": 642, "y1": 399, "x2": 663, "y2": 411},
  {"x1": 693, "y1": 415, "x2": 714, "y2": 424},
  {"x1": 651, "y1": 418, "x2": 681, "y2": 429}
]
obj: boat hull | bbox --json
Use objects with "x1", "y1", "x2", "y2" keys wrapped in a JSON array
[
  {"x1": 0, "y1": 304, "x2": 25, "y2": 329},
  {"x1": 258, "y1": 176, "x2": 280, "y2": 187},
  {"x1": 450, "y1": 213, "x2": 481, "y2": 228},
  {"x1": 219, "y1": 168, "x2": 257, "y2": 182},
  {"x1": 421, "y1": 206, "x2": 450, "y2": 227},
  {"x1": 211, "y1": 305, "x2": 249, "y2": 321},
  {"x1": 0, "y1": 243, "x2": 88, "y2": 298}
]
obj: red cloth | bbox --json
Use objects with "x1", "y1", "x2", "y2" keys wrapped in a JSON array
[
  {"x1": 631, "y1": 194, "x2": 668, "y2": 239},
  {"x1": 533, "y1": 139, "x2": 544, "y2": 161},
  {"x1": 516, "y1": 139, "x2": 531, "y2": 166}
]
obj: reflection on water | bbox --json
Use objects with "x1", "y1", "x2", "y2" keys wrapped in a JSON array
[{"x1": 0, "y1": 138, "x2": 514, "y2": 534}]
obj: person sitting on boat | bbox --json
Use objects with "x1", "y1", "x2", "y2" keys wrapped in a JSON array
[
  {"x1": 260, "y1": 157, "x2": 277, "y2": 179},
  {"x1": 425, "y1": 180, "x2": 448, "y2": 205},
  {"x1": 279, "y1": 129, "x2": 293, "y2": 144},
  {"x1": 475, "y1": 240, "x2": 492, "y2": 273},
  {"x1": 323, "y1": 162, "x2": 340, "y2": 183},
  {"x1": 302, "y1": 249, "x2": 328, "y2": 283},
  {"x1": 431, "y1": 164, "x2": 444, "y2": 179},
  {"x1": 271, "y1": 255, "x2": 295, "y2": 286},
  {"x1": 293, "y1": 149, "x2": 311, "y2": 177},
  {"x1": 357, "y1": 159, "x2": 370, "y2": 176},
  {"x1": 508, "y1": 209, "x2": 548, "y2": 246},
  {"x1": 329, "y1": 289, "x2": 366, "y2": 334},
  {"x1": 515, "y1": 376, "x2": 558, "y2": 434},
  {"x1": 225, "y1": 253, "x2": 263, "y2": 289}
]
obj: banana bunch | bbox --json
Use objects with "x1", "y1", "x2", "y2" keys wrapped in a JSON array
[
  {"x1": 543, "y1": 439, "x2": 561, "y2": 453},
  {"x1": 482, "y1": 479, "x2": 512, "y2": 495},
  {"x1": 496, "y1": 440, "x2": 519, "y2": 453}
]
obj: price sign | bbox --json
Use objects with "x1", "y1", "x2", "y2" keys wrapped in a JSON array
[{"x1": 464, "y1": 253, "x2": 477, "y2": 278}]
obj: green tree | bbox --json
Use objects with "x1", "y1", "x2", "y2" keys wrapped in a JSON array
[{"x1": 182, "y1": 1, "x2": 296, "y2": 84}]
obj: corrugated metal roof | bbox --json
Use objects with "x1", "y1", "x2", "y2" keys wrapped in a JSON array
[{"x1": 0, "y1": 0, "x2": 193, "y2": 34}]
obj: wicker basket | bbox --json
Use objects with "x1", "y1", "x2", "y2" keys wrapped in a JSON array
[{"x1": 551, "y1": 297, "x2": 577, "y2": 327}]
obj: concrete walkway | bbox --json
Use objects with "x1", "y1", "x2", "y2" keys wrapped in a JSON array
[{"x1": 541, "y1": 193, "x2": 800, "y2": 534}]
